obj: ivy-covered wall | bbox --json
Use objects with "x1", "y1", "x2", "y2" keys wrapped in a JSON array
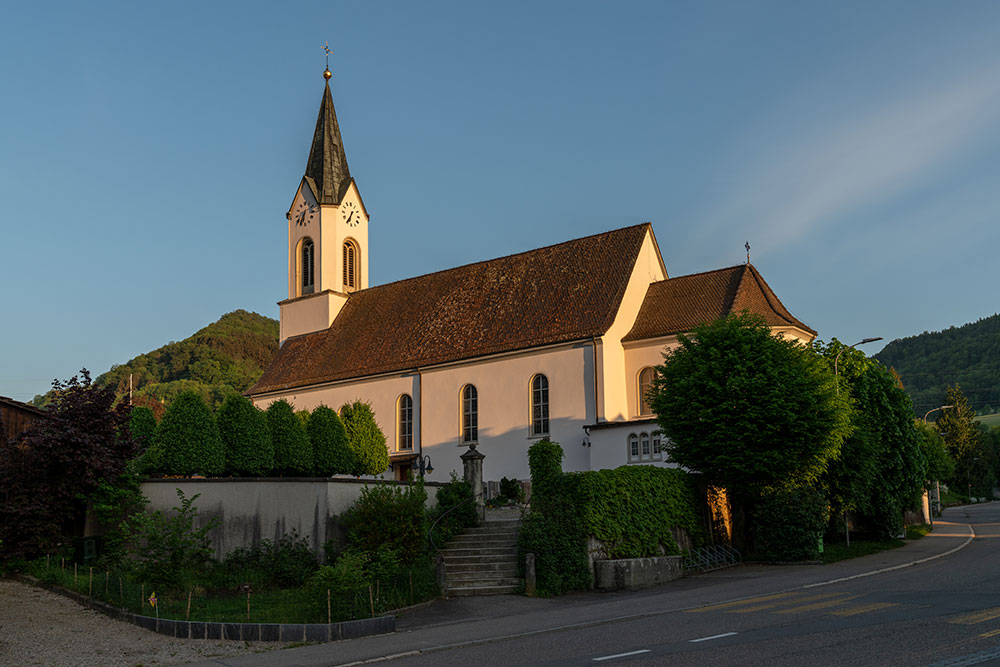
[{"x1": 519, "y1": 439, "x2": 704, "y2": 596}]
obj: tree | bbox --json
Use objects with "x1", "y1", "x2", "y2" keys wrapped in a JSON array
[
  {"x1": 308, "y1": 405, "x2": 355, "y2": 476},
  {"x1": 128, "y1": 406, "x2": 157, "y2": 453},
  {"x1": 216, "y1": 394, "x2": 273, "y2": 476},
  {"x1": 340, "y1": 401, "x2": 389, "y2": 476},
  {"x1": 0, "y1": 370, "x2": 136, "y2": 559},
  {"x1": 266, "y1": 399, "x2": 312, "y2": 475},
  {"x1": 915, "y1": 421, "x2": 954, "y2": 482},
  {"x1": 651, "y1": 313, "x2": 850, "y2": 498},
  {"x1": 819, "y1": 343, "x2": 926, "y2": 538},
  {"x1": 153, "y1": 391, "x2": 224, "y2": 476},
  {"x1": 937, "y1": 384, "x2": 993, "y2": 496}
]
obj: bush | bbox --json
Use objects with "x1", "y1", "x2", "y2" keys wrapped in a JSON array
[
  {"x1": 216, "y1": 394, "x2": 273, "y2": 476},
  {"x1": 267, "y1": 399, "x2": 312, "y2": 475},
  {"x1": 305, "y1": 551, "x2": 372, "y2": 620},
  {"x1": 752, "y1": 484, "x2": 829, "y2": 561},
  {"x1": 340, "y1": 484, "x2": 427, "y2": 564},
  {"x1": 309, "y1": 405, "x2": 356, "y2": 476},
  {"x1": 153, "y1": 391, "x2": 224, "y2": 476},
  {"x1": 518, "y1": 440, "x2": 591, "y2": 595},
  {"x1": 499, "y1": 476, "x2": 524, "y2": 503},
  {"x1": 576, "y1": 466, "x2": 703, "y2": 558},
  {"x1": 340, "y1": 401, "x2": 389, "y2": 476},
  {"x1": 428, "y1": 475, "x2": 477, "y2": 546},
  {"x1": 128, "y1": 406, "x2": 157, "y2": 453},
  {"x1": 124, "y1": 489, "x2": 218, "y2": 589},
  {"x1": 220, "y1": 530, "x2": 318, "y2": 588}
]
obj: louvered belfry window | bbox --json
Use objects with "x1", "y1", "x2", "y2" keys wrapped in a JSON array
[
  {"x1": 461, "y1": 384, "x2": 478, "y2": 444},
  {"x1": 531, "y1": 374, "x2": 549, "y2": 436},
  {"x1": 343, "y1": 240, "x2": 359, "y2": 292},
  {"x1": 301, "y1": 238, "x2": 315, "y2": 295}
]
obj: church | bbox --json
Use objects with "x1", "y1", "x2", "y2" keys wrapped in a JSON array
[{"x1": 247, "y1": 67, "x2": 816, "y2": 483}]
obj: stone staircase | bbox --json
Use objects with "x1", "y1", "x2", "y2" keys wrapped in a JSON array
[{"x1": 439, "y1": 510, "x2": 522, "y2": 596}]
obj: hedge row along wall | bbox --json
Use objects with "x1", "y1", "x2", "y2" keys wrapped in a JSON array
[{"x1": 519, "y1": 439, "x2": 704, "y2": 596}]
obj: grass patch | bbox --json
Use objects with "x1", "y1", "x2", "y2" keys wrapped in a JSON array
[
  {"x1": 820, "y1": 524, "x2": 931, "y2": 564},
  {"x1": 976, "y1": 413, "x2": 1000, "y2": 428},
  {"x1": 21, "y1": 558, "x2": 436, "y2": 624}
]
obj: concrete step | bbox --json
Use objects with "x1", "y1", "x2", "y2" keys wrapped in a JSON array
[
  {"x1": 446, "y1": 584, "x2": 520, "y2": 596},
  {"x1": 440, "y1": 546, "x2": 520, "y2": 557},
  {"x1": 447, "y1": 571, "x2": 519, "y2": 583},
  {"x1": 447, "y1": 537, "x2": 518, "y2": 548},
  {"x1": 453, "y1": 528, "x2": 519, "y2": 537},
  {"x1": 445, "y1": 561, "x2": 518, "y2": 574}
]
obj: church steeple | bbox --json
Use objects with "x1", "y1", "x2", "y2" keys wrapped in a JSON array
[{"x1": 304, "y1": 77, "x2": 352, "y2": 205}]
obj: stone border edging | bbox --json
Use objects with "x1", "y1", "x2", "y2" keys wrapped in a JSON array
[{"x1": 14, "y1": 575, "x2": 395, "y2": 642}]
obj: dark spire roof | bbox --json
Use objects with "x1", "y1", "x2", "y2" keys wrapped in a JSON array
[{"x1": 304, "y1": 81, "x2": 352, "y2": 205}]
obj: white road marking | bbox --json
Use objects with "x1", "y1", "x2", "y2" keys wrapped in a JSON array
[
  {"x1": 593, "y1": 649, "x2": 651, "y2": 661},
  {"x1": 689, "y1": 632, "x2": 738, "y2": 643}
]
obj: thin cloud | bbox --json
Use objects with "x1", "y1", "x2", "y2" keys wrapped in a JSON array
[{"x1": 704, "y1": 67, "x2": 1000, "y2": 259}]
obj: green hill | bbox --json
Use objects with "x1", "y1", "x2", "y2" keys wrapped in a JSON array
[
  {"x1": 89, "y1": 310, "x2": 278, "y2": 411},
  {"x1": 873, "y1": 314, "x2": 1000, "y2": 417}
]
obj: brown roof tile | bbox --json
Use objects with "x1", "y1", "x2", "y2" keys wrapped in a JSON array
[
  {"x1": 250, "y1": 224, "x2": 651, "y2": 394},
  {"x1": 622, "y1": 264, "x2": 815, "y2": 342}
]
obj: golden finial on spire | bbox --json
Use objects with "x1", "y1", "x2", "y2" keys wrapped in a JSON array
[{"x1": 322, "y1": 42, "x2": 333, "y2": 80}]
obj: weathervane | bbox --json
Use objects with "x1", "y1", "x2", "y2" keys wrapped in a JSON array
[
  {"x1": 322, "y1": 42, "x2": 333, "y2": 80},
  {"x1": 745, "y1": 241, "x2": 751, "y2": 264}
]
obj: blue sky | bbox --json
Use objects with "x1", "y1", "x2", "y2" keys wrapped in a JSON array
[{"x1": 3, "y1": 1, "x2": 1000, "y2": 402}]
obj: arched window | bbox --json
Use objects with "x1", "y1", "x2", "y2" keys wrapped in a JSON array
[
  {"x1": 397, "y1": 394, "x2": 413, "y2": 451},
  {"x1": 628, "y1": 433, "x2": 639, "y2": 462},
  {"x1": 640, "y1": 432, "x2": 651, "y2": 458},
  {"x1": 638, "y1": 367, "x2": 656, "y2": 416},
  {"x1": 343, "y1": 240, "x2": 359, "y2": 292},
  {"x1": 300, "y1": 238, "x2": 315, "y2": 295},
  {"x1": 461, "y1": 384, "x2": 478, "y2": 444},
  {"x1": 530, "y1": 374, "x2": 549, "y2": 436},
  {"x1": 652, "y1": 431, "x2": 663, "y2": 460}
]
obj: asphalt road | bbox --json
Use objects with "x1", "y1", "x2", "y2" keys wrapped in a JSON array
[{"x1": 185, "y1": 504, "x2": 1000, "y2": 667}]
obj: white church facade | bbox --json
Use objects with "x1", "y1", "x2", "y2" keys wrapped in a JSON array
[{"x1": 247, "y1": 69, "x2": 816, "y2": 483}]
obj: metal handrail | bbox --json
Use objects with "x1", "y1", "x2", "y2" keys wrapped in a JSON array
[
  {"x1": 428, "y1": 495, "x2": 478, "y2": 553},
  {"x1": 683, "y1": 544, "x2": 741, "y2": 573}
]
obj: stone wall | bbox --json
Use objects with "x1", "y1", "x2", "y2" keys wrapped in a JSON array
[{"x1": 141, "y1": 478, "x2": 442, "y2": 560}]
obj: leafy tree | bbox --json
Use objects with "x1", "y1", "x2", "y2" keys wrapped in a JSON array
[
  {"x1": 308, "y1": 405, "x2": 355, "y2": 476},
  {"x1": 937, "y1": 384, "x2": 993, "y2": 496},
  {"x1": 128, "y1": 406, "x2": 157, "y2": 453},
  {"x1": 340, "y1": 401, "x2": 389, "y2": 476},
  {"x1": 651, "y1": 313, "x2": 851, "y2": 498},
  {"x1": 216, "y1": 394, "x2": 273, "y2": 476},
  {"x1": 0, "y1": 370, "x2": 136, "y2": 559},
  {"x1": 153, "y1": 390, "x2": 224, "y2": 476},
  {"x1": 915, "y1": 421, "x2": 955, "y2": 482},
  {"x1": 819, "y1": 343, "x2": 926, "y2": 538},
  {"x1": 267, "y1": 399, "x2": 312, "y2": 475}
]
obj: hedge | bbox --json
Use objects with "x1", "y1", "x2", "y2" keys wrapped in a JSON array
[
  {"x1": 216, "y1": 394, "x2": 273, "y2": 476},
  {"x1": 153, "y1": 390, "x2": 224, "y2": 476},
  {"x1": 308, "y1": 405, "x2": 355, "y2": 476},
  {"x1": 267, "y1": 399, "x2": 312, "y2": 475}
]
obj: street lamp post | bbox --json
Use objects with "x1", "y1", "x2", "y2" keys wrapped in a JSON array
[{"x1": 833, "y1": 337, "x2": 883, "y2": 547}]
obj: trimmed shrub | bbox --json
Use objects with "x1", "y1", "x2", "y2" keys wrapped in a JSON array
[
  {"x1": 340, "y1": 483, "x2": 427, "y2": 564},
  {"x1": 154, "y1": 391, "x2": 224, "y2": 476},
  {"x1": 266, "y1": 399, "x2": 312, "y2": 475},
  {"x1": 752, "y1": 484, "x2": 828, "y2": 561},
  {"x1": 128, "y1": 406, "x2": 157, "y2": 453},
  {"x1": 309, "y1": 405, "x2": 355, "y2": 476},
  {"x1": 340, "y1": 401, "x2": 389, "y2": 476},
  {"x1": 216, "y1": 394, "x2": 273, "y2": 476},
  {"x1": 518, "y1": 439, "x2": 591, "y2": 596}
]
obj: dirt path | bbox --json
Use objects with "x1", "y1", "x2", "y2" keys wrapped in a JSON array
[{"x1": 0, "y1": 578, "x2": 284, "y2": 666}]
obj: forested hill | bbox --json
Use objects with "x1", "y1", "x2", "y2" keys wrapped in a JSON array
[
  {"x1": 874, "y1": 314, "x2": 1000, "y2": 417},
  {"x1": 68, "y1": 310, "x2": 278, "y2": 412}
]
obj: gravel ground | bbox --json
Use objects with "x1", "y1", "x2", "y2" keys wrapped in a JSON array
[{"x1": 0, "y1": 578, "x2": 286, "y2": 667}]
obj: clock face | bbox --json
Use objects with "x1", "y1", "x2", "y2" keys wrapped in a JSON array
[
  {"x1": 341, "y1": 200, "x2": 361, "y2": 227},
  {"x1": 292, "y1": 200, "x2": 318, "y2": 227}
]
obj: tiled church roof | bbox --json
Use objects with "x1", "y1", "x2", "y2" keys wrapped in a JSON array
[
  {"x1": 622, "y1": 263, "x2": 815, "y2": 341},
  {"x1": 250, "y1": 224, "x2": 651, "y2": 394}
]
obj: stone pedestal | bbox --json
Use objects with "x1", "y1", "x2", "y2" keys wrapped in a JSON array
[{"x1": 461, "y1": 443, "x2": 485, "y2": 522}]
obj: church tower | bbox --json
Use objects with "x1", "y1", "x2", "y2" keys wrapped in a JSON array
[{"x1": 279, "y1": 64, "x2": 369, "y2": 343}]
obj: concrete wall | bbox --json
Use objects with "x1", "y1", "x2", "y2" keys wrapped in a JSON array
[{"x1": 141, "y1": 478, "x2": 441, "y2": 560}]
